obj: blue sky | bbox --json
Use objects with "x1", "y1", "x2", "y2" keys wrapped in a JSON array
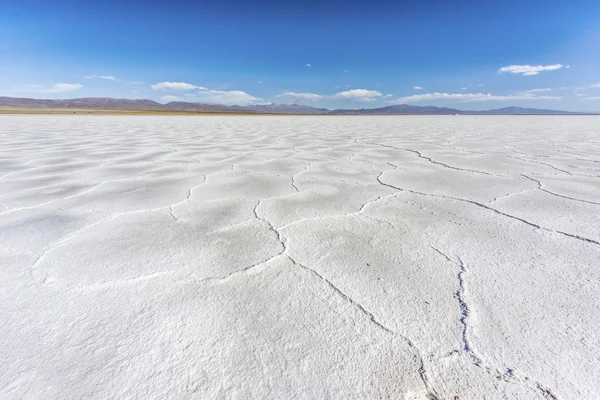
[{"x1": 2, "y1": 0, "x2": 600, "y2": 110}]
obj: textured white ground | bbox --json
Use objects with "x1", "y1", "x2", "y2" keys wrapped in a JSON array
[{"x1": 1, "y1": 115, "x2": 599, "y2": 399}]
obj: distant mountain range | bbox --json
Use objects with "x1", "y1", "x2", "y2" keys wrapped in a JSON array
[
  {"x1": 330, "y1": 104, "x2": 588, "y2": 115},
  {"x1": 0, "y1": 96, "x2": 592, "y2": 115}
]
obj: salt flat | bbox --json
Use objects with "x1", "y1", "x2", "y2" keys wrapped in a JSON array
[{"x1": 1, "y1": 115, "x2": 599, "y2": 399}]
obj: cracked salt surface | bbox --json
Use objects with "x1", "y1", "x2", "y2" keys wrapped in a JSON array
[{"x1": 1, "y1": 115, "x2": 600, "y2": 399}]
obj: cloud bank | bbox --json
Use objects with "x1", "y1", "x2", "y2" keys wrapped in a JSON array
[
  {"x1": 278, "y1": 89, "x2": 382, "y2": 103},
  {"x1": 332, "y1": 89, "x2": 382, "y2": 102},
  {"x1": 151, "y1": 82, "x2": 204, "y2": 91},
  {"x1": 498, "y1": 64, "x2": 565, "y2": 76},
  {"x1": 277, "y1": 92, "x2": 323, "y2": 101},
  {"x1": 202, "y1": 90, "x2": 260, "y2": 105},
  {"x1": 153, "y1": 81, "x2": 261, "y2": 105}
]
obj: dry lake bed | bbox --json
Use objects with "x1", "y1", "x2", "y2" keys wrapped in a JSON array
[{"x1": 1, "y1": 115, "x2": 599, "y2": 399}]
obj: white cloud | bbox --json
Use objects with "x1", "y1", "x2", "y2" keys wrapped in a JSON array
[
  {"x1": 332, "y1": 89, "x2": 382, "y2": 102},
  {"x1": 277, "y1": 91, "x2": 323, "y2": 101},
  {"x1": 478, "y1": 84, "x2": 484, "y2": 87},
  {"x1": 413, "y1": 86, "x2": 424, "y2": 90},
  {"x1": 151, "y1": 81, "x2": 261, "y2": 104},
  {"x1": 498, "y1": 64, "x2": 564, "y2": 76},
  {"x1": 167, "y1": 90, "x2": 260, "y2": 105},
  {"x1": 580, "y1": 96, "x2": 600, "y2": 100},
  {"x1": 393, "y1": 92, "x2": 561, "y2": 104},
  {"x1": 199, "y1": 90, "x2": 261, "y2": 105},
  {"x1": 131, "y1": 81, "x2": 144, "y2": 85},
  {"x1": 383, "y1": 94, "x2": 393, "y2": 98},
  {"x1": 591, "y1": 83, "x2": 600, "y2": 88},
  {"x1": 23, "y1": 83, "x2": 83, "y2": 93},
  {"x1": 343, "y1": 70, "x2": 349, "y2": 73},
  {"x1": 460, "y1": 87, "x2": 468, "y2": 90},
  {"x1": 306, "y1": 63, "x2": 311, "y2": 67},
  {"x1": 257, "y1": 81, "x2": 263, "y2": 84},
  {"x1": 86, "y1": 75, "x2": 117, "y2": 80},
  {"x1": 277, "y1": 88, "x2": 383, "y2": 103},
  {"x1": 151, "y1": 81, "x2": 204, "y2": 91},
  {"x1": 160, "y1": 95, "x2": 184, "y2": 103}
]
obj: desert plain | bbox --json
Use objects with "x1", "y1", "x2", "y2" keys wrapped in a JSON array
[{"x1": 1, "y1": 115, "x2": 599, "y2": 399}]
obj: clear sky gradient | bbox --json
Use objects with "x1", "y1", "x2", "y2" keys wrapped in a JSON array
[{"x1": 2, "y1": 0, "x2": 600, "y2": 110}]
